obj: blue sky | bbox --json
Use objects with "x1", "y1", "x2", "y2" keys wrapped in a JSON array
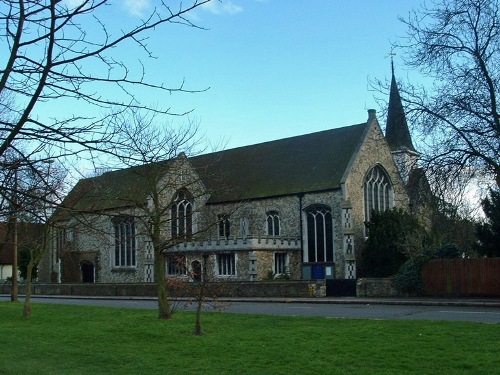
[
  {"x1": 58, "y1": 0, "x2": 425, "y2": 152},
  {"x1": 160, "y1": 0, "x2": 425, "y2": 150}
]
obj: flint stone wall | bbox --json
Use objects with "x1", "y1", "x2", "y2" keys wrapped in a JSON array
[{"x1": 1, "y1": 280, "x2": 327, "y2": 298}]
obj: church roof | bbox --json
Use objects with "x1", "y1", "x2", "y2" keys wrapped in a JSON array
[
  {"x1": 190, "y1": 123, "x2": 368, "y2": 203},
  {"x1": 55, "y1": 161, "x2": 171, "y2": 216},
  {"x1": 56, "y1": 120, "x2": 370, "y2": 216},
  {"x1": 385, "y1": 65, "x2": 416, "y2": 153}
]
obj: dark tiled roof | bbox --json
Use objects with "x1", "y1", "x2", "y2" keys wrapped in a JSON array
[
  {"x1": 57, "y1": 122, "x2": 368, "y2": 214},
  {"x1": 190, "y1": 124, "x2": 367, "y2": 203},
  {"x1": 55, "y1": 162, "x2": 172, "y2": 219},
  {"x1": 385, "y1": 73, "x2": 416, "y2": 152}
]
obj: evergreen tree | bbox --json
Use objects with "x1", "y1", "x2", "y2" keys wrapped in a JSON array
[
  {"x1": 475, "y1": 189, "x2": 500, "y2": 257},
  {"x1": 361, "y1": 209, "x2": 424, "y2": 277}
]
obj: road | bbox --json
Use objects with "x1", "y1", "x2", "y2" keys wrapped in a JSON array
[{"x1": 2, "y1": 295, "x2": 499, "y2": 323}]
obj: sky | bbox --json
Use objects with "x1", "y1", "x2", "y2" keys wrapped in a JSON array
[
  {"x1": 47, "y1": 0, "x2": 426, "y2": 153},
  {"x1": 152, "y1": 0, "x2": 425, "y2": 150}
]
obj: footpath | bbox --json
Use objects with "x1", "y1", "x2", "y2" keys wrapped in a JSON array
[
  {"x1": 5, "y1": 294, "x2": 499, "y2": 308},
  {"x1": 220, "y1": 296, "x2": 500, "y2": 308}
]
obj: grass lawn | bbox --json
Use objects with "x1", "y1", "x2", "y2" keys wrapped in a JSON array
[{"x1": 0, "y1": 302, "x2": 498, "y2": 375}]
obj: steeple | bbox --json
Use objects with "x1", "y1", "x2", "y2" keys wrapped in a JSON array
[
  {"x1": 385, "y1": 61, "x2": 416, "y2": 152},
  {"x1": 385, "y1": 61, "x2": 419, "y2": 184}
]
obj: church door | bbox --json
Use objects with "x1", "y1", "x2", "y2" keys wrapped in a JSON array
[
  {"x1": 191, "y1": 260, "x2": 202, "y2": 282},
  {"x1": 81, "y1": 262, "x2": 95, "y2": 283}
]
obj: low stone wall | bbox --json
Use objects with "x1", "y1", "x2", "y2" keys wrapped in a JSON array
[
  {"x1": 1, "y1": 280, "x2": 326, "y2": 298},
  {"x1": 356, "y1": 278, "x2": 397, "y2": 297}
]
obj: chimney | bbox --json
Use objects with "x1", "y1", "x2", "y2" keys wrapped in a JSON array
[{"x1": 368, "y1": 109, "x2": 377, "y2": 121}]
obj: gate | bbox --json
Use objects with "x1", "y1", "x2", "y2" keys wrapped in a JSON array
[{"x1": 326, "y1": 279, "x2": 357, "y2": 297}]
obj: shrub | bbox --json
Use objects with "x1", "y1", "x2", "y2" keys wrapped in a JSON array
[
  {"x1": 394, "y1": 255, "x2": 427, "y2": 296},
  {"x1": 394, "y1": 243, "x2": 460, "y2": 296}
]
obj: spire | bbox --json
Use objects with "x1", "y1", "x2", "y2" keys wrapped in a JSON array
[{"x1": 385, "y1": 63, "x2": 416, "y2": 152}]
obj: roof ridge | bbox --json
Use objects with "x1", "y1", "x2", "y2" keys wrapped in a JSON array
[{"x1": 190, "y1": 122, "x2": 367, "y2": 161}]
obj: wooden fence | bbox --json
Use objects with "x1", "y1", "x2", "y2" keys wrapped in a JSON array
[{"x1": 422, "y1": 258, "x2": 500, "y2": 297}]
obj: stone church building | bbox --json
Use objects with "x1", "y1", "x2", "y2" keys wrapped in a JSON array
[{"x1": 39, "y1": 70, "x2": 420, "y2": 284}]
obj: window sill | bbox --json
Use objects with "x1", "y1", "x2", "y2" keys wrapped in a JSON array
[
  {"x1": 215, "y1": 275, "x2": 237, "y2": 279},
  {"x1": 111, "y1": 267, "x2": 136, "y2": 273}
]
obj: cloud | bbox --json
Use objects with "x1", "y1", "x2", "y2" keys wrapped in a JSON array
[
  {"x1": 201, "y1": 0, "x2": 243, "y2": 15},
  {"x1": 123, "y1": 0, "x2": 151, "y2": 17},
  {"x1": 63, "y1": 0, "x2": 150, "y2": 16},
  {"x1": 64, "y1": 0, "x2": 85, "y2": 8},
  {"x1": 65, "y1": 0, "x2": 244, "y2": 18}
]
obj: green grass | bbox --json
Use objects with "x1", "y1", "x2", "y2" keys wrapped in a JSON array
[{"x1": 0, "y1": 302, "x2": 498, "y2": 375}]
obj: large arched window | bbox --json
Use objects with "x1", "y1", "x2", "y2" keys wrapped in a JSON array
[
  {"x1": 171, "y1": 189, "x2": 193, "y2": 238},
  {"x1": 364, "y1": 165, "x2": 393, "y2": 223},
  {"x1": 113, "y1": 216, "x2": 136, "y2": 267},
  {"x1": 305, "y1": 205, "x2": 333, "y2": 263}
]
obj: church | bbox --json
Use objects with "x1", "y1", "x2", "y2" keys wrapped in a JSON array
[{"x1": 39, "y1": 69, "x2": 420, "y2": 284}]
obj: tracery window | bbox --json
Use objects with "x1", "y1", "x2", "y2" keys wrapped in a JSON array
[
  {"x1": 56, "y1": 227, "x2": 68, "y2": 256},
  {"x1": 171, "y1": 189, "x2": 193, "y2": 239},
  {"x1": 113, "y1": 216, "x2": 136, "y2": 267},
  {"x1": 364, "y1": 165, "x2": 393, "y2": 223},
  {"x1": 218, "y1": 214, "x2": 231, "y2": 239},
  {"x1": 305, "y1": 205, "x2": 333, "y2": 262},
  {"x1": 266, "y1": 211, "x2": 280, "y2": 236}
]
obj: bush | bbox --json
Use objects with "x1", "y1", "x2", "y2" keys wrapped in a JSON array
[
  {"x1": 394, "y1": 256, "x2": 427, "y2": 296},
  {"x1": 429, "y1": 243, "x2": 461, "y2": 259},
  {"x1": 394, "y1": 243, "x2": 460, "y2": 296}
]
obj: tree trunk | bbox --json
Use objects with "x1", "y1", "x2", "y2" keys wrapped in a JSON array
[
  {"x1": 194, "y1": 281, "x2": 205, "y2": 336},
  {"x1": 23, "y1": 261, "x2": 35, "y2": 317},
  {"x1": 155, "y1": 251, "x2": 172, "y2": 319}
]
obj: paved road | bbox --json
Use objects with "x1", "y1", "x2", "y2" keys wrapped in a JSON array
[{"x1": 2, "y1": 295, "x2": 499, "y2": 323}]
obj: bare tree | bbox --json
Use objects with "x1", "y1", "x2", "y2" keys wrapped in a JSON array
[
  {"x1": 1, "y1": 1, "x2": 214, "y2": 306},
  {"x1": 0, "y1": 0, "x2": 212, "y2": 166},
  {"x1": 395, "y1": 0, "x2": 500, "y2": 188},
  {"x1": 0, "y1": 154, "x2": 65, "y2": 313},
  {"x1": 21, "y1": 160, "x2": 64, "y2": 316},
  {"x1": 76, "y1": 110, "x2": 223, "y2": 320},
  {"x1": 189, "y1": 254, "x2": 228, "y2": 335}
]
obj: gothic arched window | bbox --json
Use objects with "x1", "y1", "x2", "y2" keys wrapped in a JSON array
[
  {"x1": 266, "y1": 211, "x2": 280, "y2": 236},
  {"x1": 113, "y1": 216, "x2": 136, "y2": 267},
  {"x1": 364, "y1": 165, "x2": 393, "y2": 223},
  {"x1": 171, "y1": 189, "x2": 193, "y2": 239},
  {"x1": 305, "y1": 205, "x2": 333, "y2": 262},
  {"x1": 218, "y1": 214, "x2": 231, "y2": 239}
]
